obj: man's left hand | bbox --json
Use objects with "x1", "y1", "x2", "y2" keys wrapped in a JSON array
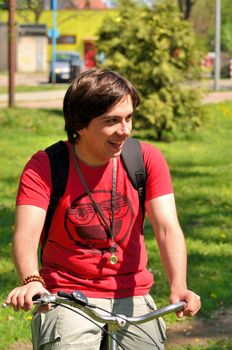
[{"x1": 170, "y1": 290, "x2": 201, "y2": 318}]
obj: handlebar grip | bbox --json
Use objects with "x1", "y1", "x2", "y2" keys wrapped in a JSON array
[
  {"x1": 32, "y1": 294, "x2": 44, "y2": 301},
  {"x1": 175, "y1": 301, "x2": 187, "y2": 311},
  {"x1": 2, "y1": 293, "x2": 51, "y2": 308}
]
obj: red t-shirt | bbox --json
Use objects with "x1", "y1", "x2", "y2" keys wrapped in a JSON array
[{"x1": 17, "y1": 141, "x2": 173, "y2": 298}]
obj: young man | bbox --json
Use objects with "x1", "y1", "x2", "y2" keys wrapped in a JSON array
[{"x1": 5, "y1": 68, "x2": 201, "y2": 349}]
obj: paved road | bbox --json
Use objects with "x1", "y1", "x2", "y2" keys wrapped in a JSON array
[{"x1": 202, "y1": 91, "x2": 232, "y2": 104}]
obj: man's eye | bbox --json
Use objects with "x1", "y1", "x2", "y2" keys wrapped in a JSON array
[{"x1": 106, "y1": 118, "x2": 117, "y2": 124}]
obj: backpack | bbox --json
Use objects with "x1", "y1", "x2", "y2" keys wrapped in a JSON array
[{"x1": 41, "y1": 138, "x2": 146, "y2": 257}]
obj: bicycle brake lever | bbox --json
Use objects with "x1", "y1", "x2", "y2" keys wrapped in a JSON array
[
  {"x1": 32, "y1": 293, "x2": 47, "y2": 301},
  {"x1": 57, "y1": 290, "x2": 88, "y2": 306},
  {"x1": 71, "y1": 290, "x2": 89, "y2": 306},
  {"x1": 57, "y1": 291, "x2": 73, "y2": 300}
]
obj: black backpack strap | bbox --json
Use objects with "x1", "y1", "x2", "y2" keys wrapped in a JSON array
[
  {"x1": 120, "y1": 138, "x2": 146, "y2": 209},
  {"x1": 41, "y1": 141, "x2": 69, "y2": 254}
]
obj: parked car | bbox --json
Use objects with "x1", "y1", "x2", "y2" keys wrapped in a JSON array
[{"x1": 49, "y1": 51, "x2": 84, "y2": 83}]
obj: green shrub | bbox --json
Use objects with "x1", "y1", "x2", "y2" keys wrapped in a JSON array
[{"x1": 97, "y1": 0, "x2": 204, "y2": 141}]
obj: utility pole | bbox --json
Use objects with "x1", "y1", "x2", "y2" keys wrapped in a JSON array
[
  {"x1": 214, "y1": 0, "x2": 221, "y2": 91},
  {"x1": 51, "y1": 0, "x2": 57, "y2": 84},
  {"x1": 8, "y1": 0, "x2": 16, "y2": 107}
]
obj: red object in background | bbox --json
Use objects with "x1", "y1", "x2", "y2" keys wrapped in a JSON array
[
  {"x1": 84, "y1": 41, "x2": 96, "y2": 68},
  {"x1": 202, "y1": 54, "x2": 214, "y2": 68},
  {"x1": 72, "y1": 0, "x2": 106, "y2": 9}
]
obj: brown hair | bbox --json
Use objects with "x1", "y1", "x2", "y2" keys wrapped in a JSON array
[{"x1": 63, "y1": 68, "x2": 140, "y2": 143}]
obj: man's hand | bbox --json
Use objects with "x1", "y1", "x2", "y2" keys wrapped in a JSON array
[
  {"x1": 4, "y1": 282, "x2": 49, "y2": 312},
  {"x1": 170, "y1": 289, "x2": 201, "y2": 318}
]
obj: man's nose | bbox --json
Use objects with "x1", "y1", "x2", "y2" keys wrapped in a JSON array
[{"x1": 117, "y1": 122, "x2": 131, "y2": 136}]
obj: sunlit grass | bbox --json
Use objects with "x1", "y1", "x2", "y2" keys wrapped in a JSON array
[{"x1": 0, "y1": 84, "x2": 68, "y2": 94}]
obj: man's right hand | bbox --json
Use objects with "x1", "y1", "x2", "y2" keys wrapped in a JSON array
[{"x1": 4, "y1": 282, "x2": 49, "y2": 312}]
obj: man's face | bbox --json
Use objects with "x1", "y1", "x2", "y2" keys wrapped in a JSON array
[{"x1": 77, "y1": 95, "x2": 133, "y2": 166}]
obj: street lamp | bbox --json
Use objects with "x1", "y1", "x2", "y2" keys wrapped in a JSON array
[
  {"x1": 50, "y1": 0, "x2": 58, "y2": 84},
  {"x1": 214, "y1": 0, "x2": 221, "y2": 91},
  {"x1": 8, "y1": 0, "x2": 16, "y2": 107}
]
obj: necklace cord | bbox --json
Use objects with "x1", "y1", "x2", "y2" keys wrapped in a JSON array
[
  {"x1": 111, "y1": 157, "x2": 117, "y2": 243},
  {"x1": 71, "y1": 144, "x2": 116, "y2": 243}
]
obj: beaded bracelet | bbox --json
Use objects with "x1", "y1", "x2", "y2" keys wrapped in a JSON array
[{"x1": 20, "y1": 275, "x2": 46, "y2": 288}]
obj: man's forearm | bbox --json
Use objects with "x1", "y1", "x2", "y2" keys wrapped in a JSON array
[
  {"x1": 13, "y1": 236, "x2": 40, "y2": 279},
  {"x1": 12, "y1": 205, "x2": 46, "y2": 279},
  {"x1": 156, "y1": 226, "x2": 188, "y2": 291},
  {"x1": 146, "y1": 195, "x2": 188, "y2": 291}
]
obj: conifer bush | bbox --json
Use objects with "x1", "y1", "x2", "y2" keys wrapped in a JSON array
[{"x1": 97, "y1": 0, "x2": 203, "y2": 141}]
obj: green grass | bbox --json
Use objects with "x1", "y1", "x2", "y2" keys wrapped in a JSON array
[
  {"x1": 147, "y1": 102, "x2": 232, "y2": 312},
  {"x1": 0, "y1": 107, "x2": 65, "y2": 349},
  {"x1": 0, "y1": 103, "x2": 232, "y2": 349},
  {"x1": 0, "y1": 84, "x2": 68, "y2": 94},
  {"x1": 144, "y1": 102, "x2": 232, "y2": 348}
]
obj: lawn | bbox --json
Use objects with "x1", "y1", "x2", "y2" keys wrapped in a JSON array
[
  {"x1": 0, "y1": 102, "x2": 232, "y2": 349},
  {"x1": 0, "y1": 84, "x2": 69, "y2": 94}
]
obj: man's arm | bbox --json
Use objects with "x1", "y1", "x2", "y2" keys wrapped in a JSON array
[
  {"x1": 5, "y1": 205, "x2": 48, "y2": 311},
  {"x1": 146, "y1": 193, "x2": 201, "y2": 317}
]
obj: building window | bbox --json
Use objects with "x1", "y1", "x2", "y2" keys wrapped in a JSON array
[{"x1": 49, "y1": 35, "x2": 76, "y2": 44}]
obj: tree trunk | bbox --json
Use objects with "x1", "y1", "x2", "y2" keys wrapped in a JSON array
[{"x1": 178, "y1": 0, "x2": 194, "y2": 20}]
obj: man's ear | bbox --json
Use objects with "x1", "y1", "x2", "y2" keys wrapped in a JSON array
[{"x1": 77, "y1": 128, "x2": 84, "y2": 137}]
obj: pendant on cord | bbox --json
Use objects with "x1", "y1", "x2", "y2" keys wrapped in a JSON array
[{"x1": 110, "y1": 245, "x2": 118, "y2": 265}]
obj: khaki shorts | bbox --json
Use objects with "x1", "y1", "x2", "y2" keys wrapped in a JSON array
[{"x1": 32, "y1": 294, "x2": 166, "y2": 350}]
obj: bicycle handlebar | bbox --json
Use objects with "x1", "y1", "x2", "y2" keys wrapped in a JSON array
[{"x1": 3, "y1": 290, "x2": 186, "y2": 327}]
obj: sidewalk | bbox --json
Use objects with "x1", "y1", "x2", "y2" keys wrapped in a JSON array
[
  {"x1": 0, "y1": 72, "x2": 66, "y2": 108},
  {"x1": 0, "y1": 72, "x2": 48, "y2": 86},
  {"x1": 202, "y1": 90, "x2": 232, "y2": 104},
  {"x1": 0, "y1": 90, "x2": 66, "y2": 109}
]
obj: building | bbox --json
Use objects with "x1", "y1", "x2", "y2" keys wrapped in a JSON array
[
  {"x1": 0, "y1": 23, "x2": 47, "y2": 72},
  {"x1": 17, "y1": 24, "x2": 48, "y2": 72},
  {"x1": 0, "y1": 7, "x2": 116, "y2": 72},
  {"x1": 71, "y1": 0, "x2": 106, "y2": 9},
  {"x1": 0, "y1": 23, "x2": 8, "y2": 71}
]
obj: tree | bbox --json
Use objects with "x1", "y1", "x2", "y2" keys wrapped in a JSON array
[
  {"x1": 97, "y1": 0, "x2": 203, "y2": 141},
  {"x1": 178, "y1": 0, "x2": 195, "y2": 19},
  {"x1": 190, "y1": 0, "x2": 215, "y2": 51},
  {"x1": 0, "y1": 0, "x2": 7, "y2": 8},
  {"x1": 221, "y1": 0, "x2": 232, "y2": 53},
  {"x1": 17, "y1": 0, "x2": 45, "y2": 23},
  {"x1": 190, "y1": 0, "x2": 232, "y2": 54},
  {"x1": 11, "y1": 0, "x2": 74, "y2": 24}
]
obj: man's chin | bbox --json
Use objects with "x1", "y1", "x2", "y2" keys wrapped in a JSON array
[{"x1": 112, "y1": 150, "x2": 122, "y2": 158}]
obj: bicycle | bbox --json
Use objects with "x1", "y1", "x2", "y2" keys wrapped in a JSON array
[{"x1": 3, "y1": 290, "x2": 186, "y2": 350}]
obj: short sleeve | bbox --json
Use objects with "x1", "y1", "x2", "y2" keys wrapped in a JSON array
[
  {"x1": 16, "y1": 151, "x2": 52, "y2": 210},
  {"x1": 141, "y1": 142, "x2": 173, "y2": 201}
]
